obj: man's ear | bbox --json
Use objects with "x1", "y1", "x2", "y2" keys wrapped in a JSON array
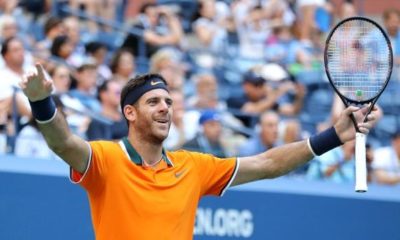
[{"x1": 123, "y1": 105, "x2": 136, "y2": 122}]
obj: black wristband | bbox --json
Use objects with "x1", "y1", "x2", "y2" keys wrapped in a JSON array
[
  {"x1": 29, "y1": 96, "x2": 57, "y2": 122},
  {"x1": 309, "y1": 127, "x2": 343, "y2": 156}
]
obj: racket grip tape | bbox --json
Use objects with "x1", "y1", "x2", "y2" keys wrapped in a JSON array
[
  {"x1": 308, "y1": 127, "x2": 343, "y2": 156},
  {"x1": 355, "y1": 132, "x2": 368, "y2": 192}
]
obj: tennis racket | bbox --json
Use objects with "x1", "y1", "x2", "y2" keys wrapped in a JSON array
[{"x1": 324, "y1": 17, "x2": 393, "y2": 192}]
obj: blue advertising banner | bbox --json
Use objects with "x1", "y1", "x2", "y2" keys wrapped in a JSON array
[{"x1": 1, "y1": 155, "x2": 400, "y2": 240}]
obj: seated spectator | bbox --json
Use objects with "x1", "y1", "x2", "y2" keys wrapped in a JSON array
[
  {"x1": 110, "y1": 48, "x2": 136, "y2": 85},
  {"x1": 86, "y1": 80, "x2": 127, "y2": 140},
  {"x1": 238, "y1": 111, "x2": 281, "y2": 156},
  {"x1": 68, "y1": 63, "x2": 101, "y2": 113},
  {"x1": 372, "y1": 131, "x2": 400, "y2": 185},
  {"x1": 164, "y1": 90, "x2": 199, "y2": 150},
  {"x1": 85, "y1": 41, "x2": 112, "y2": 83},
  {"x1": 265, "y1": 25, "x2": 310, "y2": 68},
  {"x1": 383, "y1": 9, "x2": 400, "y2": 65},
  {"x1": 121, "y1": 3, "x2": 183, "y2": 58},
  {"x1": 0, "y1": 37, "x2": 33, "y2": 118},
  {"x1": 149, "y1": 48, "x2": 186, "y2": 91},
  {"x1": 227, "y1": 70, "x2": 278, "y2": 117},
  {"x1": 186, "y1": 72, "x2": 225, "y2": 110},
  {"x1": 50, "y1": 35, "x2": 83, "y2": 67},
  {"x1": 192, "y1": 0, "x2": 229, "y2": 53},
  {"x1": 35, "y1": 16, "x2": 65, "y2": 57},
  {"x1": 307, "y1": 140, "x2": 355, "y2": 183},
  {"x1": 183, "y1": 109, "x2": 227, "y2": 158},
  {"x1": 50, "y1": 64, "x2": 72, "y2": 94},
  {"x1": 0, "y1": 14, "x2": 33, "y2": 48}
]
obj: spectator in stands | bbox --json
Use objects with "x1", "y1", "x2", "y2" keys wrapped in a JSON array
[
  {"x1": 69, "y1": 0, "x2": 121, "y2": 32},
  {"x1": 121, "y1": 3, "x2": 183, "y2": 58},
  {"x1": 307, "y1": 140, "x2": 355, "y2": 183},
  {"x1": 63, "y1": 17, "x2": 86, "y2": 58},
  {"x1": 68, "y1": 63, "x2": 101, "y2": 113},
  {"x1": 50, "y1": 35, "x2": 82, "y2": 67},
  {"x1": 183, "y1": 109, "x2": 227, "y2": 158},
  {"x1": 296, "y1": 0, "x2": 326, "y2": 44},
  {"x1": 0, "y1": 14, "x2": 29, "y2": 46},
  {"x1": 227, "y1": 67, "x2": 304, "y2": 122},
  {"x1": 238, "y1": 111, "x2": 281, "y2": 156},
  {"x1": 110, "y1": 48, "x2": 136, "y2": 85},
  {"x1": 85, "y1": 41, "x2": 112, "y2": 83},
  {"x1": 383, "y1": 9, "x2": 400, "y2": 65},
  {"x1": 233, "y1": 3, "x2": 270, "y2": 65},
  {"x1": 164, "y1": 90, "x2": 199, "y2": 150},
  {"x1": 36, "y1": 16, "x2": 65, "y2": 54},
  {"x1": 50, "y1": 65, "x2": 72, "y2": 94},
  {"x1": 372, "y1": 131, "x2": 400, "y2": 185},
  {"x1": 192, "y1": 0, "x2": 230, "y2": 53},
  {"x1": 0, "y1": 37, "x2": 33, "y2": 100},
  {"x1": 227, "y1": 70, "x2": 278, "y2": 117},
  {"x1": 187, "y1": 72, "x2": 224, "y2": 110},
  {"x1": 149, "y1": 48, "x2": 185, "y2": 91},
  {"x1": 86, "y1": 80, "x2": 127, "y2": 140},
  {"x1": 265, "y1": 24, "x2": 310, "y2": 68}
]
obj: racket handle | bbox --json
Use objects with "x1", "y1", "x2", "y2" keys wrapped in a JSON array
[{"x1": 355, "y1": 132, "x2": 368, "y2": 192}]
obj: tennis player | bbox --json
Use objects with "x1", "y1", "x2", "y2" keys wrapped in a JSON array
[{"x1": 20, "y1": 63, "x2": 377, "y2": 240}]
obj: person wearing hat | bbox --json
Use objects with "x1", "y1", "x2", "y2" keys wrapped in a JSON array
[
  {"x1": 20, "y1": 64, "x2": 378, "y2": 239},
  {"x1": 227, "y1": 70, "x2": 278, "y2": 114},
  {"x1": 183, "y1": 109, "x2": 227, "y2": 158},
  {"x1": 372, "y1": 130, "x2": 400, "y2": 185}
]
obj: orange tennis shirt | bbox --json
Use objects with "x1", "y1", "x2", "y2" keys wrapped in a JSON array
[{"x1": 70, "y1": 138, "x2": 238, "y2": 240}]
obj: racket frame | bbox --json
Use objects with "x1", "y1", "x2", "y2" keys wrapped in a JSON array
[{"x1": 324, "y1": 16, "x2": 393, "y2": 192}]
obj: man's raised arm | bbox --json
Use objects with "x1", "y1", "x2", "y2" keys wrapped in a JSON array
[
  {"x1": 20, "y1": 63, "x2": 90, "y2": 173},
  {"x1": 232, "y1": 106, "x2": 378, "y2": 186}
]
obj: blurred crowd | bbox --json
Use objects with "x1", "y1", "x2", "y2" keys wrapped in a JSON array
[{"x1": 0, "y1": 0, "x2": 400, "y2": 186}]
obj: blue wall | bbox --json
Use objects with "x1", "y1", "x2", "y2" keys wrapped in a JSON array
[{"x1": 1, "y1": 155, "x2": 400, "y2": 240}]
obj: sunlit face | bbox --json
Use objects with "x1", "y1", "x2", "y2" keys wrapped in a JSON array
[
  {"x1": 203, "y1": 120, "x2": 222, "y2": 143},
  {"x1": 117, "y1": 52, "x2": 135, "y2": 78},
  {"x1": 260, "y1": 112, "x2": 279, "y2": 147},
  {"x1": 4, "y1": 39, "x2": 24, "y2": 68},
  {"x1": 105, "y1": 81, "x2": 122, "y2": 107},
  {"x1": 52, "y1": 65, "x2": 71, "y2": 93},
  {"x1": 130, "y1": 89, "x2": 173, "y2": 144}
]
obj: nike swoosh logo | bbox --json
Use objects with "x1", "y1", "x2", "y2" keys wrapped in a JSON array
[
  {"x1": 151, "y1": 80, "x2": 163, "y2": 86},
  {"x1": 175, "y1": 169, "x2": 186, "y2": 178}
]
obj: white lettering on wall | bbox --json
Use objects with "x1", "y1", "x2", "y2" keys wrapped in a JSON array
[{"x1": 194, "y1": 208, "x2": 254, "y2": 238}]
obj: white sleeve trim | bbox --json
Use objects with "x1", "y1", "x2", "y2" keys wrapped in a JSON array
[
  {"x1": 220, "y1": 158, "x2": 240, "y2": 197},
  {"x1": 35, "y1": 109, "x2": 58, "y2": 124},
  {"x1": 307, "y1": 138, "x2": 317, "y2": 157},
  {"x1": 69, "y1": 141, "x2": 92, "y2": 184}
]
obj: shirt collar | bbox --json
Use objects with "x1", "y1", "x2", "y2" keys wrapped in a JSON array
[{"x1": 121, "y1": 137, "x2": 173, "y2": 167}]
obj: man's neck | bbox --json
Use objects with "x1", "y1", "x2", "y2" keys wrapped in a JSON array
[
  {"x1": 6, "y1": 64, "x2": 23, "y2": 76},
  {"x1": 128, "y1": 134, "x2": 163, "y2": 166}
]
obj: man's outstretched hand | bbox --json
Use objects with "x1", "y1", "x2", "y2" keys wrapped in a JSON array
[
  {"x1": 334, "y1": 105, "x2": 379, "y2": 143},
  {"x1": 20, "y1": 63, "x2": 53, "y2": 102}
]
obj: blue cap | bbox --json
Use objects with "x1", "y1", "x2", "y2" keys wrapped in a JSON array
[{"x1": 199, "y1": 110, "x2": 221, "y2": 125}]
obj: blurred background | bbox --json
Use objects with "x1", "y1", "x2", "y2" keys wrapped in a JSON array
[{"x1": 1, "y1": 0, "x2": 400, "y2": 239}]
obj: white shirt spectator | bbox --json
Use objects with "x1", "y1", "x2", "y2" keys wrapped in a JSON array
[{"x1": 372, "y1": 146, "x2": 400, "y2": 178}]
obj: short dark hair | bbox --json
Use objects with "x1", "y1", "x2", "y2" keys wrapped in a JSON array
[
  {"x1": 50, "y1": 35, "x2": 69, "y2": 57},
  {"x1": 120, "y1": 73, "x2": 167, "y2": 112},
  {"x1": 109, "y1": 48, "x2": 133, "y2": 73},
  {"x1": 44, "y1": 16, "x2": 62, "y2": 35},
  {"x1": 1, "y1": 37, "x2": 20, "y2": 56}
]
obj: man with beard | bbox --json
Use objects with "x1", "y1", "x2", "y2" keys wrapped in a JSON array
[{"x1": 20, "y1": 63, "x2": 377, "y2": 240}]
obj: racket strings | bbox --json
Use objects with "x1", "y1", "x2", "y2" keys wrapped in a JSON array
[{"x1": 327, "y1": 20, "x2": 391, "y2": 101}]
